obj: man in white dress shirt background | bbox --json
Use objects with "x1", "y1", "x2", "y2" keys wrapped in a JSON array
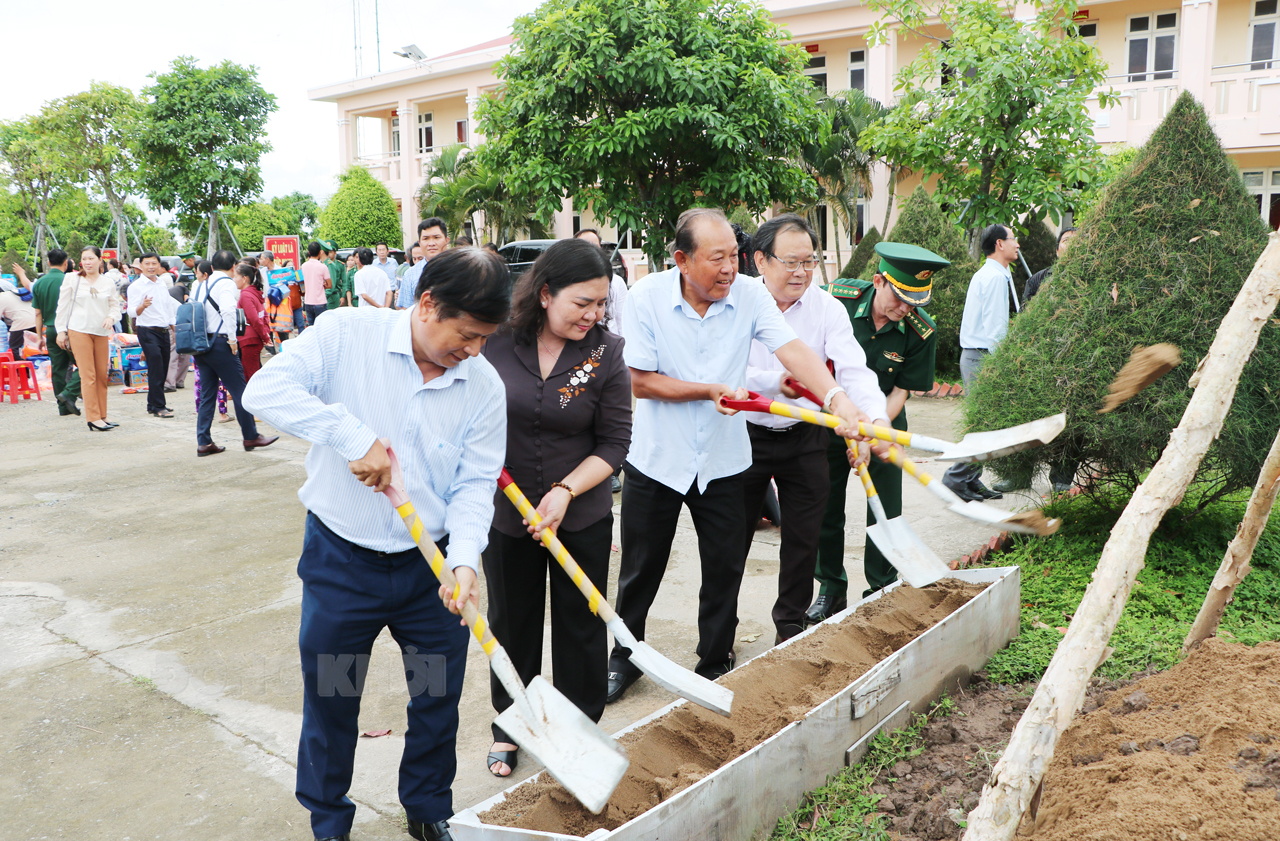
[
  {"x1": 243, "y1": 247, "x2": 511, "y2": 841},
  {"x1": 740, "y1": 214, "x2": 891, "y2": 644},
  {"x1": 127, "y1": 253, "x2": 180, "y2": 418},
  {"x1": 192, "y1": 250, "x2": 279, "y2": 457},
  {"x1": 606, "y1": 207, "x2": 881, "y2": 702},
  {"x1": 353, "y1": 248, "x2": 393, "y2": 308},
  {"x1": 943, "y1": 223, "x2": 1019, "y2": 502}
]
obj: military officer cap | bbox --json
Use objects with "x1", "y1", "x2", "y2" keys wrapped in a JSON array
[
  {"x1": 178, "y1": 251, "x2": 197, "y2": 260},
  {"x1": 322, "y1": 239, "x2": 340, "y2": 252},
  {"x1": 873, "y1": 242, "x2": 950, "y2": 307}
]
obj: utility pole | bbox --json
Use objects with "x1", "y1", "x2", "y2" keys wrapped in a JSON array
[{"x1": 375, "y1": 0, "x2": 381, "y2": 73}]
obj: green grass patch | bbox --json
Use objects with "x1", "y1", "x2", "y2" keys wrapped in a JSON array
[
  {"x1": 769, "y1": 697, "x2": 957, "y2": 841},
  {"x1": 984, "y1": 492, "x2": 1280, "y2": 684}
]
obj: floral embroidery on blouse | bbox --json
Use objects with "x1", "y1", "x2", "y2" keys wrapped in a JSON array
[{"x1": 558, "y1": 344, "x2": 607, "y2": 408}]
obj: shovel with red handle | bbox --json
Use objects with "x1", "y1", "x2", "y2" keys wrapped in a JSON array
[
  {"x1": 377, "y1": 443, "x2": 628, "y2": 814},
  {"x1": 498, "y1": 469, "x2": 732, "y2": 716}
]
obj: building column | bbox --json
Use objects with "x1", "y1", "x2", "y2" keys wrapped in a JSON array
[
  {"x1": 466, "y1": 88, "x2": 482, "y2": 145},
  {"x1": 398, "y1": 97, "x2": 416, "y2": 247},
  {"x1": 1179, "y1": 0, "x2": 1217, "y2": 104},
  {"x1": 866, "y1": 32, "x2": 898, "y2": 235},
  {"x1": 336, "y1": 111, "x2": 353, "y2": 172}
]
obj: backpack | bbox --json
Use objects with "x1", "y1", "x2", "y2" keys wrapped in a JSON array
[{"x1": 175, "y1": 276, "x2": 227, "y2": 355}]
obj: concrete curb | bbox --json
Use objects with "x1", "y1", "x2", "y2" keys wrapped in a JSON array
[{"x1": 949, "y1": 530, "x2": 1016, "y2": 571}]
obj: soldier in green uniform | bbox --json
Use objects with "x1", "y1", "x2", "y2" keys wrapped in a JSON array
[
  {"x1": 321, "y1": 241, "x2": 349, "y2": 309},
  {"x1": 26, "y1": 252, "x2": 83, "y2": 416},
  {"x1": 806, "y1": 242, "x2": 946, "y2": 622}
]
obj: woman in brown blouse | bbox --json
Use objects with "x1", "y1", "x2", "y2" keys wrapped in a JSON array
[{"x1": 480, "y1": 238, "x2": 632, "y2": 777}]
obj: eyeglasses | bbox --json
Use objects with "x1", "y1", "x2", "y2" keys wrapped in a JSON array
[{"x1": 767, "y1": 254, "x2": 820, "y2": 271}]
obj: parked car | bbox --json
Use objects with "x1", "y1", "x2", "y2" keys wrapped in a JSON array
[
  {"x1": 336, "y1": 247, "x2": 407, "y2": 265},
  {"x1": 496, "y1": 239, "x2": 556, "y2": 281}
]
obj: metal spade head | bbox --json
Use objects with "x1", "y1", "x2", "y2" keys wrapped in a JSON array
[
  {"x1": 946, "y1": 499, "x2": 1061, "y2": 535},
  {"x1": 937, "y1": 413, "x2": 1067, "y2": 462},
  {"x1": 626, "y1": 640, "x2": 734, "y2": 716},
  {"x1": 866, "y1": 517, "x2": 952, "y2": 588},
  {"x1": 494, "y1": 675, "x2": 630, "y2": 815}
]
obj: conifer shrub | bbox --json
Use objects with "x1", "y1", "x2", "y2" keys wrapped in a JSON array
[
  {"x1": 318, "y1": 166, "x2": 404, "y2": 249},
  {"x1": 865, "y1": 187, "x2": 977, "y2": 377},
  {"x1": 964, "y1": 92, "x2": 1279, "y2": 506},
  {"x1": 840, "y1": 226, "x2": 880, "y2": 278}
]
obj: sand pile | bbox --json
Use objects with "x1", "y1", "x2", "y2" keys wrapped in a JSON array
[
  {"x1": 1029, "y1": 639, "x2": 1280, "y2": 840},
  {"x1": 480, "y1": 580, "x2": 985, "y2": 836}
]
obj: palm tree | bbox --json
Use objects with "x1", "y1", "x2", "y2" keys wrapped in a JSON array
[{"x1": 417, "y1": 143, "x2": 478, "y2": 236}]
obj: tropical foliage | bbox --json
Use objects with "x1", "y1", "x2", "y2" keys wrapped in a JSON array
[{"x1": 318, "y1": 166, "x2": 403, "y2": 249}]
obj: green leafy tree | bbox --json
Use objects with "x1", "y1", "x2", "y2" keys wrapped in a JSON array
[
  {"x1": 862, "y1": 0, "x2": 1115, "y2": 230},
  {"x1": 839, "y1": 225, "x2": 880, "y2": 278},
  {"x1": 138, "y1": 57, "x2": 277, "y2": 256},
  {"x1": 271, "y1": 192, "x2": 320, "y2": 239},
  {"x1": 227, "y1": 202, "x2": 293, "y2": 251},
  {"x1": 318, "y1": 166, "x2": 403, "y2": 249},
  {"x1": 137, "y1": 223, "x2": 178, "y2": 256},
  {"x1": 966, "y1": 92, "x2": 1279, "y2": 507},
  {"x1": 0, "y1": 114, "x2": 68, "y2": 266},
  {"x1": 869, "y1": 186, "x2": 977, "y2": 377},
  {"x1": 477, "y1": 0, "x2": 823, "y2": 268},
  {"x1": 46, "y1": 82, "x2": 144, "y2": 262},
  {"x1": 1073, "y1": 144, "x2": 1140, "y2": 224},
  {"x1": 794, "y1": 91, "x2": 880, "y2": 275}
]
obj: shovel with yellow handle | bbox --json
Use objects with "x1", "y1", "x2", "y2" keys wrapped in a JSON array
[
  {"x1": 498, "y1": 469, "x2": 733, "y2": 717},
  {"x1": 378, "y1": 444, "x2": 628, "y2": 814}
]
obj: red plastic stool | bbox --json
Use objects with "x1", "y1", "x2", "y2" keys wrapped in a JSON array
[
  {"x1": 1, "y1": 360, "x2": 41, "y2": 403},
  {"x1": 0, "y1": 351, "x2": 13, "y2": 364}
]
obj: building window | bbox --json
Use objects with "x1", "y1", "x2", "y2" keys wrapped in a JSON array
[
  {"x1": 1243, "y1": 169, "x2": 1280, "y2": 230},
  {"x1": 417, "y1": 111, "x2": 434, "y2": 153},
  {"x1": 1074, "y1": 21, "x2": 1098, "y2": 42},
  {"x1": 1127, "y1": 12, "x2": 1178, "y2": 82},
  {"x1": 1252, "y1": 0, "x2": 1279, "y2": 70},
  {"x1": 805, "y1": 56, "x2": 828, "y2": 93},
  {"x1": 849, "y1": 50, "x2": 866, "y2": 92},
  {"x1": 456, "y1": 119, "x2": 468, "y2": 144},
  {"x1": 391, "y1": 116, "x2": 401, "y2": 155},
  {"x1": 618, "y1": 226, "x2": 643, "y2": 250},
  {"x1": 815, "y1": 205, "x2": 829, "y2": 251}
]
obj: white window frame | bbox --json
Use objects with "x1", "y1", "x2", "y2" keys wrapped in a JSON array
[
  {"x1": 417, "y1": 111, "x2": 434, "y2": 154},
  {"x1": 1126, "y1": 11, "x2": 1179, "y2": 83},
  {"x1": 849, "y1": 50, "x2": 866, "y2": 92},
  {"x1": 804, "y1": 55, "x2": 828, "y2": 93},
  {"x1": 1242, "y1": 168, "x2": 1280, "y2": 229},
  {"x1": 1251, "y1": 0, "x2": 1279, "y2": 70},
  {"x1": 1074, "y1": 20, "x2": 1098, "y2": 44},
  {"x1": 456, "y1": 119, "x2": 469, "y2": 145},
  {"x1": 391, "y1": 115, "x2": 401, "y2": 155}
]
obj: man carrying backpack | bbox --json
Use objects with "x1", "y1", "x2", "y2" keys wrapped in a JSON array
[{"x1": 189, "y1": 250, "x2": 278, "y2": 457}]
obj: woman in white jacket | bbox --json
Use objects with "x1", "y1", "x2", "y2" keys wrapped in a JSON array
[{"x1": 56, "y1": 246, "x2": 120, "y2": 431}]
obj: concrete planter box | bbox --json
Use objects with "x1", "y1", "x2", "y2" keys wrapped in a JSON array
[{"x1": 452, "y1": 566, "x2": 1021, "y2": 841}]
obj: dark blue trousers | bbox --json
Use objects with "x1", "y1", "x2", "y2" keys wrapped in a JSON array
[
  {"x1": 296, "y1": 513, "x2": 468, "y2": 838},
  {"x1": 194, "y1": 336, "x2": 260, "y2": 445}
]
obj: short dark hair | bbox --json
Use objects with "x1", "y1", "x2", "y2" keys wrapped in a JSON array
[
  {"x1": 1057, "y1": 226, "x2": 1078, "y2": 245},
  {"x1": 307, "y1": 240, "x2": 322, "y2": 258},
  {"x1": 357, "y1": 247, "x2": 374, "y2": 266},
  {"x1": 139, "y1": 252, "x2": 160, "y2": 264},
  {"x1": 196, "y1": 260, "x2": 213, "y2": 277},
  {"x1": 47, "y1": 249, "x2": 68, "y2": 267},
  {"x1": 418, "y1": 217, "x2": 448, "y2": 238},
  {"x1": 574, "y1": 228, "x2": 600, "y2": 240},
  {"x1": 752, "y1": 213, "x2": 817, "y2": 260},
  {"x1": 375, "y1": 241, "x2": 388, "y2": 249},
  {"x1": 453, "y1": 235, "x2": 472, "y2": 247},
  {"x1": 673, "y1": 207, "x2": 730, "y2": 256},
  {"x1": 981, "y1": 224, "x2": 1010, "y2": 257},
  {"x1": 508, "y1": 239, "x2": 613, "y2": 345},
  {"x1": 211, "y1": 250, "x2": 237, "y2": 271},
  {"x1": 414, "y1": 247, "x2": 511, "y2": 324}
]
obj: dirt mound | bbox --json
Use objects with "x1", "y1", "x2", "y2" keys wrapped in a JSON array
[
  {"x1": 479, "y1": 580, "x2": 986, "y2": 836},
  {"x1": 1029, "y1": 639, "x2": 1280, "y2": 840}
]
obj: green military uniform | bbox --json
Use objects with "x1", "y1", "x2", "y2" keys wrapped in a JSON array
[
  {"x1": 323, "y1": 242, "x2": 347, "y2": 309},
  {"x1": 815, "y1": 244, "x2": 942, "y2": 600},
  {"x1": 30, "y1": 268, "x2": 82, "y2": 414}
]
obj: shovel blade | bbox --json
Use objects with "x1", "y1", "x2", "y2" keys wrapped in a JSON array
[
  {"x1": 945, "y1": 500, "x2": 1044, "y2": 535},
  {"x1": 937, "y1": 413, "x2": 1066, "y2": 462},
  {"x1": 866, "y1": 518, "x2": 951, "y2": 588},
  {"x1": 627, "y1": 640, "x2": 734, "y2": 716},
  {"x1": 494, "y1": 675, "x2": 629, "y2": 814}
]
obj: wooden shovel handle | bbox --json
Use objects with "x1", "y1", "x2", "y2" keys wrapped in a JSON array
[{"x1": 497, "y1": 469, "x2": 618, "y2": 622}]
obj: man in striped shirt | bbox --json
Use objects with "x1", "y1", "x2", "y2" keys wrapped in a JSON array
[{"x1": 243, "y1": 247, "x2": 512, "y2": 841}]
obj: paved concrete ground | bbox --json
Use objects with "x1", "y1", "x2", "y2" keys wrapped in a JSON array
[{"x1": 0, "y1": 386, "x2": 1043, "y2": 840}]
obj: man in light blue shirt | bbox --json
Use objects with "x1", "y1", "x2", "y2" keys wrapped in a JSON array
[
  {"x1": 401, "y1": 217, "x2": 451, "y2": 310},
  {"x1": 373, "y1": 241, "x2": 399, "y2": 285},
  {"x1": 945, "y1": 222, "x2": 1020, "y2": 501},
  {"x1": 607, "y1": 207, "x2": 880, "y2": 700},
  {"x1": 242, "y1": 248, "x2": 511, "y2": 841}
]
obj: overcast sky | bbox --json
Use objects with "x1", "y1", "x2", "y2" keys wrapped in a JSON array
[{"x1": 2, "y1": 0, "x2": 542, "y2": 220}]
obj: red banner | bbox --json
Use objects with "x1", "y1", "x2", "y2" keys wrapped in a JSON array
[
  {"x1": 102, "y1": 248, "x2": 119, "y2": 262},
  {"x1": 263, "y1": 235, "x2": 301, "y2": 269}
]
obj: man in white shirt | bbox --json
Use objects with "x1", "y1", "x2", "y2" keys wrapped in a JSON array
[
  {"x1": 607, "y1": 207, "x2": 880, "y2": 702},
  {"x1": 192, "y1": 250, "x2": 279, "y2": 457},
  {"x1": 740, "y1": 215, "x2": 891, "y2": 643},
  {"x1": 128, "y1": 253, "x2": 180, "y2": 417},
  {"x1": 354, "y1": 248, "x2": 393, "y2": 308},
  {"x1": 944, "y1": 223, "x2": 1020, "y2": 502},
  {"x1": 572, "y1": 228, "x2": 628, "y2": 335}
]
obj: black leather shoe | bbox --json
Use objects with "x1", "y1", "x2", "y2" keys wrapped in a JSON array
[
  {"x1": 774, "y1": 623, "x2": 805, "y2": 645},
  {"x1": 698, "y1": 650, "x2": 736, "y2": 681},
  {"x1": 606, "y1": 667, "x2": 641, "y2": 703},
  {"x1": 992, "y1": 478, "x2": 1029, "y2": 494},
  {"x1": 243, "y1": 434, "x2": 279, "y2": 451},
  {"x1": 57, "y1": 396, "x2": 80, "y2": 415},
  {"x1": 970, "y1": 481, "x2": 1003, "y2": 500},
  {"x1": 197, "y1": 443, "x2": 226, "y2": 457},
  {"x1": 943, "y1": 480, "x2": 984, "y2": 502},
  {"x1": 805, "y1": 594, "x2": 848, "y2": 626},
  {"x1": 407, "y1": 817, "x2": 455, "y2": 840}
]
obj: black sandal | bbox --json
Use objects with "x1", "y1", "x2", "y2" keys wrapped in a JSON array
[{"x1": 487, "y1": 747, "x2": 518, "y2": 778}]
